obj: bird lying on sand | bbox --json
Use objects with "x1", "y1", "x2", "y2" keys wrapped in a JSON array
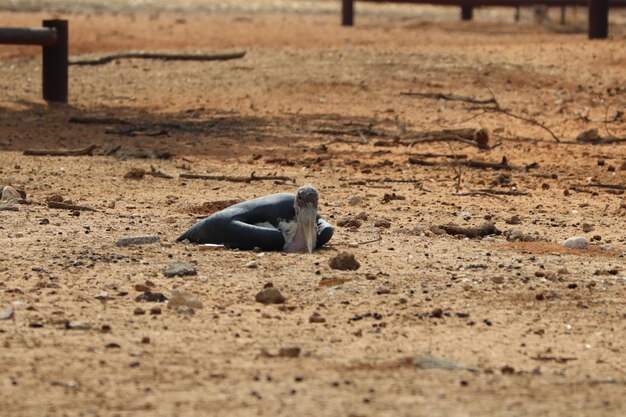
[{"x1": 176, "y1": 185, "x2": 333, "y2": 253}]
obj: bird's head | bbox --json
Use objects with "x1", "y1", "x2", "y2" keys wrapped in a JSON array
[{"x1": 294, "y1": 185, "x2": 319, "y2": 253}]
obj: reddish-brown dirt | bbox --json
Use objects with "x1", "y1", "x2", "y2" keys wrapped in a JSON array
[{"x1": 0, "y1": 3, "x2": 625, "y2": 417}]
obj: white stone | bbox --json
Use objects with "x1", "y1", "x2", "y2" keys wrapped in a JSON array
[
  {"x1": 347, "y1": 195, "x2": 364, "y2": 206},
  {"x1": 1, "y1": 186, "x2": 20, "y2": 203},
  {"x1": 563, "y1": 236, "x2": 589, "y2": 250}
]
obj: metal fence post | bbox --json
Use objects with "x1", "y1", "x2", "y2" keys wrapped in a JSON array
[
  {"x1": 588, "y1": 0, "x2": 609, "y2": 38},
  {"x1": 461, "y1": 5, "x2": 474, "y2": 20},
  {"x1": 42, "y1": 19, "x2": 68, "y2": 102},
  {"x1": 342, "y1": 0, "x2": 354, "y2": 26}
]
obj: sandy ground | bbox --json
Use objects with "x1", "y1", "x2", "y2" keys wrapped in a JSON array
[{"x1": 0, "y1": 2, "x2": 625, "y2": 417}]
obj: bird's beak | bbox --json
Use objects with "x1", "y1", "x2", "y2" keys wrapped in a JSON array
[{"x1": 298, "y1": 203, "x2": 318, "y2": 254}]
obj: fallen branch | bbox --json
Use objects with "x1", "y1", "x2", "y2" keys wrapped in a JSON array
[
  {"x1": 70, "y1": 51, "x2": 246, "y2": 66},
  {"x1": 180, "y1": 172, "x2": 295, "y2": 183},
  {"x1": 454, "y1": 189, "x2": 529, "y2": 197},
  {"x1": 375, "y1": 128, "x2": 490, "y2": 149},
  {"x1": 68, "y1": 116, "x2": 129, "y2": 125},
  {"x1": 23, "y1": 144, "x2": 98, "y2": 157},
  {"x1": 342, "y1": 177, "x2": 421, "y2": 184},
  {"x1": 400, "y1": 91, "x2": 497, "y2": 105},
  {"x1": 105, "y1": 127, "x2": 169, "y2": 137},
  {"x1": 407, "y1": 152, "x2": 468, "y2": 159},
  {"x1": 530, "y1": 355, "x2": 577, "y2": 363},
  {"x1": 486, "y1": 106, "x2": 561, "y2": 143},
  {"x1": 409, "y1": 156, "x2": 513, "y2": 170},
  {"x1": 47, "y1": 201, "x2": 97, "y2": 212},
  {"x1": 482, "y1": 85, "x2": 561, "y2": 143},
  {"x1": 434, "y1": 222, "x2": 501, "y2": 238},
  {"x1": 578, "y1": 183, "x2": 626, "y2": 191},
  {"x1": 326, "y1": 137, "x2": 369, "y2": 145},
  {"x1": 312, "y1": 126, "x2": 389, "y2": 138},
  {"x1": 357, "y1": 236, "x2": 383, "y2": 245}
]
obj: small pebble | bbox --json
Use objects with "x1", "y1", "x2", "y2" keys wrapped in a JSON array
[
  {"x1": 278, "y1": 347, "x2": 301, "y2": 357},
  {"x1": 347, "y1": 195, "x2": 364, "y2": 206},
  {"x1": 309, "y1": 312, "x2": 326, "y2": 323},
  {"x1": 135, "y1": 292, "x2": 168, "y2": 303},
  {"x1": 329, "y1": 252, "x2": 360, "y2": 271},
  {"x1": 94, "y1": 291, "x2": 109, "y2": 300},
  {"x1": 116, "y1": 235, "x2": 160, "y2": 247},
  {"x1": 255, "y1": 287, "x2": 286, "y2": 305},
  {"x1": 164, "y1": 260, "x2": 197, "y2": 277},
  {"x1": 150, "y1": 306, "x2": 162, "y2": 315},
  {"x1": 168, "y1": 291, "x2": 203, "y2": 309},
  {"x1": 246, "y1": 261, "x2": 258, "y2": 269},
  {"x1": 0, "y1": 307, "x2": 14, "y2": 320},
  {"x1": 124, "y1": 168, "x2": 145, "y2": 179},
  {"x1": 65, "y1": 321, "x2": 92, "y2": 330}
]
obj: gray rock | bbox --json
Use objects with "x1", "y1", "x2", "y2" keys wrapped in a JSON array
[
  {"x1": 329, "y1": 252, "x2": 360, "y2": 271},
  {"x1": 116, "y1": 235, "x2": 160, "y2": 247},
  {"x1": 0, "y1": 205, "x2": 18, "y2": 211},
  {"x1": 65, "y1": 321, "x2": 92, "y2": 330},
  {"x1": 1, "y1": 186, "x2": 20, "y2": 203},
  {"x1": 576, "y1": 128, "x2": 600, "y2": 143},
  {"x1": 135, "y1": 292, "x2": 168, "y2": 302},
  {"x1": 94, "y1": 291, "x2": 110, "y2": 300},
  {"x1": 563, "y1": 236, "x2": 589, "y2": 250},
  {"x1": 164, "y1": 260, "x2": 197, "y2": 277},
  {"x1": 278, "y1": 347, "x2": 301, "y2": 357},
  {"x1": 505, "y1": 229, "x2": 538, "y2": 242},
  {"x1": 255, "y1": 287, "x2": 286, "y2": 304},
  {"x1": 168, "y1": 290, "x2": 203, "y2": 309},
  {"x1": 412, "y1": 355, "x2": 476, "y2": 372},
  {"x1": 0, "y1": 307, "x2": 14, "y2": 320}
]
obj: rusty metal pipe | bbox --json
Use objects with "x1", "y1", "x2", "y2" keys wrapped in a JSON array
[
  {"x1": 42, "y1": 20, "x2": 68, "y2": 103},
  {"x1": 0, "y1": 27, "x2": 57, "y2": 46},
  {"x1": 589, "y1": 0, "x2": 609, "y2": 38},
  {"x1": 342, "y1": 0, "x2": 355, "y2": 25}
]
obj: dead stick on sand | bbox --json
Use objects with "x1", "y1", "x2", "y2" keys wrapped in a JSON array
[
  {"x1": 482, "y1": 84, "x2": 562, "y2": 143},
  {"x1": 47, "y1": 201, "x2": 97, "y2": 212},
  {"x1": 453, "y1": 189, "x2": 529, "y2": 197},
  {"x1": 435, "y1": 222, "x2": 501, "y2": 238},
  {"x1": 400, "y1": 91, "x2": 497, "y2": 105},
  {"x1": 23, "y1": 144, "x2": 98, "y2": 157},
  {"x1": 408, "y1": 156, "x2": 513, "y2": 170},
  {"x1": 180, "y1": 172, "x2": 295, "y2": 183},
  {"x1": 344, "y1": 178, "x2": 421, "y2": 184},
  {"x1": 357, "y1": 237, "x2": 383, "y2": 245},
  {"x1": 70, "y1": 51, "x2": 246, "y2": 66},
  {"x1": 68, "y1": 116, "x2": 130, "y2": 125},
  {"x1": 578, "y1": 183, "x2": 626, "y2": 191}
]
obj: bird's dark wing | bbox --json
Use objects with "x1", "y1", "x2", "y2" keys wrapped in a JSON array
[
  {"x1": 316, "y1": 217, "x2": 334, "y2": 248},
  {"x1": 224, "y1": 221, "x2": 285, "y2": 251}
]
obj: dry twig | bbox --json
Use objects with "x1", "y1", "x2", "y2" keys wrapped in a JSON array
[
  {"x1": 47, "y1": 201, "x2": 97, "y2": 212},
  {"x1": 434, "y1": 222, "x2": 501, "y2": 238},
  {"x1": 180, "y1": 172, "x2": 295, "y2": 183},
  {"x1": 70, "y1": 51, "x2": 246, "y2": 66},
  {"x1": 578, "y1": 183, "x2": 626, "y2": 191},
  {"x1": 400, "y1": 91, "x2": 497, "y2": 105},
  {"x1": 23, "y1": 144, "x2": 98, "y2": 157},
  {"x1": 453, "y1": 189, "x2": 529, "y2": 197},
  {"x1": 409, "y1": 156, "x2": 513, "y2": 170}
]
